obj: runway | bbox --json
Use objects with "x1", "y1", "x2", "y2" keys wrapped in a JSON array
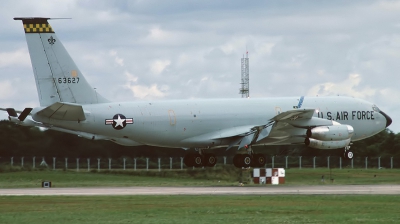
[{"x1": 1, "y1": 185, "x2": 399, "y2": 196}]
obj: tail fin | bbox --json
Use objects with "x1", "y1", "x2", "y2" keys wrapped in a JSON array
[{"x1": 14, "y1": 17, "x2": 108, "y2": 106}]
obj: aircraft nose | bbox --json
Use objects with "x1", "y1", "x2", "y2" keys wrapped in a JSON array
[{"x1": 379, "y1": 111, "x2": 392, "y2": 128}]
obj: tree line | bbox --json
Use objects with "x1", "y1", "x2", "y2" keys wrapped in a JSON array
[{"x1": 0, "y1": 120, "x2": 398, "y2": 159}]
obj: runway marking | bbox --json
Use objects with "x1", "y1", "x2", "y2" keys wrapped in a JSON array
[{"x1": 1, "y1": 185, "x2": 399, "y2": 196}]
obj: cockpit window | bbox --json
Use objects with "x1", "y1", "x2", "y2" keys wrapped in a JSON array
[{"x1": 372, "y1": 105, "x2": 380, "y2": 112}]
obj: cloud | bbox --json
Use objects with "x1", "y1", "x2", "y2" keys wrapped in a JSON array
[
  {"x1": 377, "y1": 88, "x2": 400, "y2": 105},
  {"x1": 125, "y1": 84, "x2": 169, "y2": 99},
  {"x1": 307, "y1": 73, "x2": 376, "y2": 98},
  {"x1": 220, "y1": 37, "x2": 247, "y2": 55},
  {"x1": 150, "y1": 59, "x2": 171, "y2": 75},
  {"x1": 110, "y1": 50, "x2": 124, "y2": 67},
  {"x1": 142, "y1": 27, "x2": 190, "y2": 46},
  {"x1": 0, "y1": 81, "x2": 15, "y2": 100},
  {"x1": 148, "y1": 27, "x2": 170, "y2": 41},
  {"x1": 0, "y1": 49, "x2": 30, "y2": 68},
  {"x1": 256, "y1": 42, "x2": 276, "y2": 56},
  {"x1": 377, "y1": 1, "x2": 400, "y2": 11},
  {"x1": 124, "y1": 71, "x2": 138, "y2": 83}
]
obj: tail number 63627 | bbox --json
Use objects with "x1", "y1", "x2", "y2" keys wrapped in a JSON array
[{"x1": 58, "y1": 77, "x2": 80, "y2": 84}]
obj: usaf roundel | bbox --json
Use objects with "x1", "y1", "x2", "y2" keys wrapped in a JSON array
[{"x1": 105, "y1": 114, "x2": 133, "y2": 130}]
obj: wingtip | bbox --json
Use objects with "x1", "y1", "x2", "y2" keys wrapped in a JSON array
[
  {"x1": 14, "y1": 17, "x2": 51, "y2": 21},
  {"x1": 14, "y1": 17, "x2": 71, "y2": 21}
]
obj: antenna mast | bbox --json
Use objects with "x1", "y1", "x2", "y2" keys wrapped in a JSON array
[{"x1": 239, "y1": 51, "x2": 249, "y2": 98}]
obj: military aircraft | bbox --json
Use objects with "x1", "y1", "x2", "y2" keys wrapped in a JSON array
[{"x1": 2, "y1": 17, "x2": 392, "y2": 168}]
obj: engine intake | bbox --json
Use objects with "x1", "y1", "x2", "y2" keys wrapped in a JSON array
[{"x1": 307, "y1": 125, "x2": 354, "y2": 141}]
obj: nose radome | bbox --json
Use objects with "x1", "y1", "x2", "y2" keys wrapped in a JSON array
[{"x1": 379, "y1": 111, "x2": 392, "y2": 128}]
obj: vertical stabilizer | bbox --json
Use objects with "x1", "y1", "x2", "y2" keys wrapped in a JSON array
[{"x1": 14, "y1": 17, "x2": 108, "y2": 106}]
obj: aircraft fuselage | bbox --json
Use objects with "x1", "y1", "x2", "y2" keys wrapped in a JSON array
[{"x1": 32, "y1": 96, "x2": 387, "y2": 149}]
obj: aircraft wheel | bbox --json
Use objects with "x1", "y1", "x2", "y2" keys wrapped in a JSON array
[
  {"x1": 193, "y1": 154, "x2": 203, "y2": 167},
  {"x1": 205, "y1": 153, "x2": 217, "y2": 167},
  {"x1": 184, "y1": 153, "x2": 195, "y2": 167},
  {"x1": 253, "y1": 154, "x2": 266, "y2": 167},
  {"x1": 242, "y1": 154, "x2": 252, "y2": 168},
  {"x1": 344, "y1": 150, "x2": 354, "y2": 160}
]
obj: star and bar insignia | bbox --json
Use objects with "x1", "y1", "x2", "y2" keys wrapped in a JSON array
[{"x1": 105, "y1": 114, "x2": 133, "y2": 130}]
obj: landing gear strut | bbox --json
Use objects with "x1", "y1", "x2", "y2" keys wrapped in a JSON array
[
  {"x1": 233, "y1": 146, "x2": 266, "y2": 168},
  {"x1": 183, "y1": 149, "x2": 217, "y2": 167},
  {"x1": 342, "y1": 146, "x2": 354, "y2": 160}
]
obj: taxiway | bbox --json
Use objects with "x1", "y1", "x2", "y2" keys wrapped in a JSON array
[{"x1": 1, "y1": 185, "x2": 399, "y2": 196}]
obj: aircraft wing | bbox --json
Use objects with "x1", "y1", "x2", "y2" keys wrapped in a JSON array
[
  {"x1": 219, "y1": 109, "x2": 336, "y2": 150},
  {"x1": 273, "y1": 109, "x2": 333, "y2": 129},
  {"x1": 182, "y1": 108, "x2": 332, "y2": 150},
  {"x1": 36, "y1": 102, "x2": 86, "y2": 121}
]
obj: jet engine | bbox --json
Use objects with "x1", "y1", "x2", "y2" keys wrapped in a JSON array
[
  {"x1": 305, "y1": 138, "x2": 351, "y2": 150},
  {"x1": 306, "y1": 125, "x2": 354, "y2": 141},
  {"x1": 304, "y1": 124, "x2": 354, "y2": 149}
]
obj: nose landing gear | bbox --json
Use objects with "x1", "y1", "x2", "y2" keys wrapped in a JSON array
[{"x1": 342, "y1": 146, "x2": 354, "y2": 160}]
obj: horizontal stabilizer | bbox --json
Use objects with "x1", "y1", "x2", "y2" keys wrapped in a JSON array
[
  {"x1": 37, "y1": 102, "x2": 86, "y2": 121},
  {"x1": 19, "y1": 108, "x2": 33, "y2": 121},
  {"x1": 6, "y1": 108, "x2": 18, "y2": 117}
]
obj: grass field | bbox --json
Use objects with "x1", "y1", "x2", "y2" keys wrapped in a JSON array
[
  {"x1": 0, "y1": 195, "x2": 399, "y2": 223},
  {"x1": 0, "y1": 167, "x2": 399, "y2": 188},
  {"x1": 1, "y1": 168, "x2": 399, "y2": 223}
]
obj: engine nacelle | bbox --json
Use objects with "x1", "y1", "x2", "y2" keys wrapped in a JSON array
[
  {"x1": 307, "y1": 125, "x2": 354, "y2": 141},
  {"x1": 305, "y1": 138, "x2": 351, "y2": 150}
]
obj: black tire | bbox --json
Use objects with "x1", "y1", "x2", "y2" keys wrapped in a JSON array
[
  {"x1": 344, "y1": 150, "x2": 354, "y2": 160},
  {"x1": 253, "y1": 154, "x2": 266, "y2": 167},
  {"x1": 205, "y1": 153, "x2": 217, "y2": 167},
  {"x1": 193, "y1": 153, "x2": 203, "y2": 167},
  {"x1": 242, "y1": 154, "x2": 252, "y2": 167}
]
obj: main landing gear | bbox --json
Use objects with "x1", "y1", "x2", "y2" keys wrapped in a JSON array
[
  {"x1": 184, "y1": 149, "x2": 217, "y2": 167},
  {"x1": 342, "y1": 146, "x2": 354, "y2": 160},
  {"x1": 233, "y1": 145, "x2": 266, "y2": 168}
]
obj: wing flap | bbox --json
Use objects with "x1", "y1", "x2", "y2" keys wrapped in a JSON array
[
  {"x1": 37, "y1": 102, "x2": 86, "y2": 121},
  {"x1": 238, "y1": 133, "x2": 255, "y2": 149}
]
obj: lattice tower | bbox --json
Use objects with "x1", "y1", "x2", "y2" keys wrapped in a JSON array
[{"x1": 239, "y1": 52, "x2": 249, "y2": 98}]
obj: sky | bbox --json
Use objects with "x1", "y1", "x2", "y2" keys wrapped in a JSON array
[{"x1": 1, "y1": 0, "x2": 400, "y2": 132}]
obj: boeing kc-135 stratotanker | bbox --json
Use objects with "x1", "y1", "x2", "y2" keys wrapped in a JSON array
[{"x1": 1, "y1": 17, "x2": 392, "y2": 168}]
